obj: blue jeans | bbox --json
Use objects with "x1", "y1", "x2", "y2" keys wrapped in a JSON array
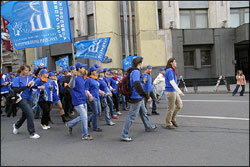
[
  {"x1": 68, "y1": 103, "x2": 88, "y2": 137},
  {"x1": 107, "y1": 96, "x2": 115, "y2": 116},
  {"x1": 157, "y1": 90, "x2": 168, "y2": 103},
  {"x1": 121, "y1": 95, "x2": 127, "y2": 110},
  {"x1": 102, "y1": 98, "x2": 112, "y2": 124},
  {"x1": 34, "y1": 105, "x2": 42, "y2": 118},
  {"x1": 233, "y1": 85, "x2": 245, "y2": 96},
  {"x1": 15, "y1": 98, "x2": 36, "y2": 135},
  {"x1": 88, "y1": 100, "x2": 101, "y2": 130},
  {"x1": 121, "y1": 100, "x2": 154, "y2": 138}
]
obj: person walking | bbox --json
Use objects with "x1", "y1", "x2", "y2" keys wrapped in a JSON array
[
  {"x1": 111, "y1": 70, "x2": 122, "y2": 116},
  {"x1": 66, "y1": 62, "x2": 93, "y2": 140},
  {"x1": 12, "y1": 64, "x2": 40, "y2": 139},
  {"x1": 164, "y1": 58, "x2": 184, "y2": 129},
  {"x1": 120, "y1": 56, "x2": 157, "y2": 142},
  {"x1": 143, "y1": 65, "x2": 159, "y2": 116},
  {"x1": 232, "y1": 70, "x2": 247, "y2": 96}
]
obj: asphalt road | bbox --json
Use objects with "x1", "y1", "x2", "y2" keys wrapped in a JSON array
[{"x1": 1, "y1": 94, "x2": 249, "y2": 166}]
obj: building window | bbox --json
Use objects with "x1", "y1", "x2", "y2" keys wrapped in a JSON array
[
  {"x1": 184, "y1": 51, "x2": 194, "y2": 66},
  {"x1": 87, "y1": 14, "x2": 94, "y2": 36},
  {"x1": 180, "y1": 10, "x2": 208, "y2": 29},
  {"x1": 158, "y1": 9, "x2": 163, "y2": 29},
  {"x1": 230, "y1": 8, "x2": 249, "y2": 28},
  {"x1": 201, "y1": 50, "x2": 211, "y2": 66}
]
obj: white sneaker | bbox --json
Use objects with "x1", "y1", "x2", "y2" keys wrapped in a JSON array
[
  {"x1": 117, "y1": 111, "x2": 122, "y2": 115},
  {"x1": 30, "y1": 133, "x2": 40, "y2": 139},
  {"x1": 41, "y1": 124, "x2": 48, "y2": 130},
  {"x1": 12, "y1": 124, "x2": 18, "y2": 134},
  {"x1": 46, "y1": 125, "x2": 51, "y2": 129},
  {"x1": 107, "y1": 121, "x2": 115, "y2": 126}
]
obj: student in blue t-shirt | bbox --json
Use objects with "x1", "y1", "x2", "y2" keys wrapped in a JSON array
[
  {"x1": 120, "y1": 57, "x2": 157, "y2": 142},
  {"x1": 85, "y1": 66, "x2": 105, "y2": 132},
  {"x1": 164, "y1": 57, "x2": 184, "y2": 130},
  {"x1": 12, "y1": 65, "x2": 40, "y2": 139},
  {"x1": 143, "y1": 65, "x2": 159, "y2": 116},
  {"x1": 1, "y1": 73, "x2": 10, "y2": 116},
  {"x1": 110, "y1": 70, "x2": 122, "y2": 116},
  {"x1": 66, "y1": 62, "x2": 93, "y2": 140}
]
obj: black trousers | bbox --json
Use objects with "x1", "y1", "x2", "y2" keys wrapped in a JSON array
[
  {"x1": 144, "y1": 91, "x2": 157, "y2": 112},
  {"x1": 112, "y1": 93, "x2": 120, "y2": 112},
  {"x1": 63, "y1": 93, "x2": 73, "y2": 116},
  {"x1": 38, "y1": 101, "x2": 51, "y2": 126}
]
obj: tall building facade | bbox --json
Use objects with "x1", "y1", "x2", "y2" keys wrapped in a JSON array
[{"x1": 22, "y1": 1, "x2": 248, "y2": 84}]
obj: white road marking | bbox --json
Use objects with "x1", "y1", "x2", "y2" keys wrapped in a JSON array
[
  {"x1": 182, "y1": 100, "x2": 249, "y2": 103},
  {"x1": 177, "y1": 115, "x2": 249, "y2": 121}
]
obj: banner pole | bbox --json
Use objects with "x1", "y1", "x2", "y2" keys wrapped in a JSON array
[{"x1": 71, "y1": 42, "x2": 75, "y2": 65}]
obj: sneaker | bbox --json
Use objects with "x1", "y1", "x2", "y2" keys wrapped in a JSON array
[
  {"x1": 93, "y1": 128, "x2": 102, "y2": 132},
  {"x1": 41, "y1": 124, "x2": 48, "y2": 130},
  {"x1": 46, "y1": 125, "x2": 51, "y2": 129},
  {"x1": 171, "y1": 121, "x2": 179, "y2": 127},
  {"x1": 111, "y1": 115, "x2": 119, "y2": 119},
  {"x1": 120, "y1": 136, "x2": 133, "y2": 142},
  {"x1": 152, "y1": 111, "x2": 160, "y2": 115},
  {"x1": 30, "y1": 133, "x2": 40, "y2": 139},
  {"x1": 82, "y1": 135, "x2": 93, "y2": 140},
  {"x1": 165, "y1": 125, "x2": 176, "y2": 129},
  {"x1": 145, "y1": 125, "x2": 157, "y2": 132},
  {"x1": 65, "y1": 122, "x2": 72, "y2": 135},
  {"x1": 70, "y1": 111, "x2": 75, "y2": 116},
  {"x1": 117, "y1": 111, "x2": 122, "y2": 115},
  {"x1": 12, "y1": 124, "x2": 18, "y2": 134},
  {"x1": 107, "y1": 121, "x2": 115, "y2": 126}
]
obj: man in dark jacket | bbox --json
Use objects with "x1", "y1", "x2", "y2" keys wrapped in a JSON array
[{"x1": 120, "y1": 56, "x2": 157, "y2": 142}]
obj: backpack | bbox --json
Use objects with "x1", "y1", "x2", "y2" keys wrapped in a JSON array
[{"x1": 118, "y1": 68, "x2": 136, "y2": 98}]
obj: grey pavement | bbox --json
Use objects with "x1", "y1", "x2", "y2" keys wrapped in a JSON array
[
  {"x1": 183, "y1": 82, "x2": 249, "y2": 94},
  {"x1": 1, "y1": 94, "x2": 249, "y2": 166}
]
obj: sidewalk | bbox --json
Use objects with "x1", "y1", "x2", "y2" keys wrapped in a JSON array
[{"x1": 183, "y1": 82, "x2": 249, "y2": 94}]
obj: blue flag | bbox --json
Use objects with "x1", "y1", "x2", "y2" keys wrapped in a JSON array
[
  {"x1": 1, "y1": 1, "x2": 72, "y2": 50},
  {"x1": 56, "y1": 56, "x2": 69, "y2": 69},
  {"x1": 122, "y1": 56, "x2": 140, "y2": 71},
  {"x1": 74, "y1": 37, "x2": 112, "y2": 63},
  {"x1": 33, "y1": 57, "x2": 48, "y2": 67}
]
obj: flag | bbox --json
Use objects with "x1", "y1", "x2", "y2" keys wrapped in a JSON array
[
  {"x1": 1, "y1": 1, "x2": 72, "y2": 50},
  {"x1": 33, "y1": 57, "x2": 48, "y2": 67},
  {"x1": 56, "y1": 56, "x2": 69, "y2": 69},
  {"x1": 122, "y1": 56, "x2": 140, "y2": 71},
  {"x1": 74, "y1": 37, "x2": 112, "y2": 63},
  {"x1": 1, "y1": 17, "x2": 13, "y2": 52}
]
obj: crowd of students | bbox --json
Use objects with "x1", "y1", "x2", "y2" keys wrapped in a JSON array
[{"x1": 1, "y1": 56, "x2": 185, "y2": 141}]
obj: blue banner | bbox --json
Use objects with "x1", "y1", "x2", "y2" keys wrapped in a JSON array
[
  {"x1": 33, "y1": 57, "x2": 48, "y2": 67},
  {"x1": 56, "y1": 56, "x2": 69, "y2": 69},
  {"x1": 122, "y1": 56, "x2": 140, "y2": 71},
  {"x1": 74, "y1": 37, "x2": 111, "y2": 63},
  {"x1": 1, "y1": 1, "x2": 72, "y2": 50}
]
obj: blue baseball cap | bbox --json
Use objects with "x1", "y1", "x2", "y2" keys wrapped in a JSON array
[
  {"x1": 103, "y1": 68, "x2": 109, "y2": 72},
  {"x1": 147, "y1": 65, "x2": 152, "y2": 69},
  {"x1": 69, "y1": 66, "x2": 75, "y2": 71},
  {"x1": 75, "y1": 62, "x2": 87, "y2": 70},
  {"x1": 94, "y1": 64, "x2": 100, "y2": 68},
  {"x1": 88, "y1": 66, "x2": 98, "y2": 72},
  {"x1": 62, "y1": 69, "x2": 68, "y2": 73},
  {"x1": 160, "y1": 68, "x2": 165, "y2": 71},
  {"x1": 33, "y1": 67, "x2": 38, "y2": 73},
  {"x1": 59, "y1": 70, "x2": 62, "y2": 74},
  {"x1": 48, "y1": 72, "x2": 55, "y2": 77},
  {"x1": 40, "y1": 69, "x2": 48, "y2": 75},
  {"x1": 9, "y1": 72, "x2": 13, "y2": 75},
  {"x1": 97, "y1": 69, "x2": 104, "y2": 73}
]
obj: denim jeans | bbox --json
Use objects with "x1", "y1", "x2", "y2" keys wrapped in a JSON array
[
  {"x1": 34, "y1": 104, "x2": 42, "y2": 118},
  {"x1": 68, "y1": 103, "x2": 88, "y2": 137},
  {"x1": 102, "y1": 98, "x2": 112, "y2": 124},
  {"x1": 232, "y1": 85, "x2": 245, "y2": 96},
  {"x1": 88, "y1": 100, "x2": 101, "y2": 130},
  {"x1": 107, "y1": 96, "x2": 115, "y2": 116},
  {"x1": 121, "y1": 100, "x2": 154, "y2": 138},
  {"x1": 157, "y1": 90, "x2": 168, "y2": 103},
  {"x1": 121, "y1": 95, "x2": 127, "y2": 110},
  {"x1": 15, "y1": 98, "x2": 36, "y2": 135},
  {"x1": 144, "y1": 91, "x2": 157, "y2": 112}
]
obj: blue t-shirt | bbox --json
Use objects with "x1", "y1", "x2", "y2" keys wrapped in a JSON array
[
  {"x1": 110, "y1": 77, "x2": 119, "y2": 94},
  {"x1": 51, "y1": 80, "x2": 60, "y2": 102},
  {"x1": 12, "y1": 76, "x2": 33, "y2": 100},
  {"x1": 165, "y1": 68, "x2": 177, "y2": 92},
  {"x1": 34, "y1": 78, "x2": 52, "y2": 102},
  {"x1": 1, "y1": 76, "x2": 9, "y2": 94},
  {"x1": 58, "y1": 75, "x2": 64, "y2": 92},
  {"x1": 143, "y1": 73, "x2": 153, "y2": 92},
  {"x1": 130, "y1": 70, "x2": 143, "y2": 99},
  {"x1": 98, "y1": 78, "x2": 108, "y2": 94},
  {"x1": 70, "y1": 76, "x2": 87, "y2": 106},
  {"x1": 85, "y1": 77, "x2": 100, "y2": 101}
]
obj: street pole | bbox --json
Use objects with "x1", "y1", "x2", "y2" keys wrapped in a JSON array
[{"x1": 123, "y1": 1, "x2": 129, "y2": 57}]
